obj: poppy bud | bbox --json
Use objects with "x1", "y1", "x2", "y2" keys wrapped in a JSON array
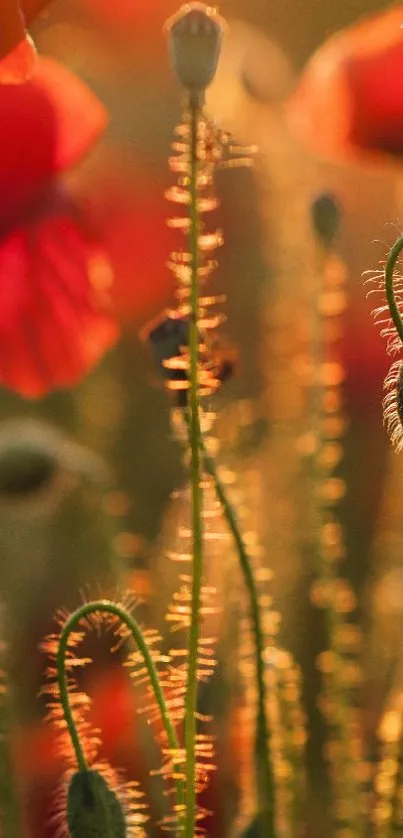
[
  {"x1": 166, "y1": 2, "x2": 225, "y2": 97},
  {"x1": 143, "y1": 313, "x2": 189, "y2": 406},
  {"x1": 67, "y1": 769, "x2": 126, "y2": 838},
  {"x1": 311, "y1": 193, "x2": 341, "y2": 247}
]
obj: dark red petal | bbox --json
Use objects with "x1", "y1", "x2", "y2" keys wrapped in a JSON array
[
  {"x1": 0, "y1": 58, "x2": 107, "y2": 224},
  {"x1": 347, "y1": 38, "x2": 403, "y2": 156},
  {"x1": 0, "y1": 203, "x2": 118, "y2": 398}
]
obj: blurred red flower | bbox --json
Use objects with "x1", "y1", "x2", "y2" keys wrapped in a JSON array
[
  {"x1": 75, "y1": 155, "x2": 176, "y2": 328},
  {"x1": 78, "y1": 0, "x2": 178, "y2": 34},
  {"x1": 287, "y1": 6, "x2": 403, "y2": 164},
  {"x1": 76, "y1": 0, "x2": 181, "y2": 66},
  {"x1": 0, "y1": 1, "x2": 51, "y2": 83},
  {"x1": 0, "y1": 57, "x2": 118, "y2": 398}
]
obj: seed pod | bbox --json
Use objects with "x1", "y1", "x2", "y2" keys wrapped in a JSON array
[
  {"x1": 67, "y1": 770, "x2": 126, "y2": 838},
  {"x1": 166, "y1": 2, "x2": 225, "y2": 97}
]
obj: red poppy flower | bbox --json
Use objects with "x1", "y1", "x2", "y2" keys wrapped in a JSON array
[
  {"x1": 287, "y1": 6, "x2": 403, "y2": 164},
  {"x1": 0, "y1": 1, "x2": 51, "y2": 84},
  {"x1": 0, "y1": 57, "x2": 118, "y2": 398},
  {"x1": 74, "y1": 154, "x2": 176, "y2": 327}
]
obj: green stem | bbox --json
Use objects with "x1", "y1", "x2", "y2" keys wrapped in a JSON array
[
  {"x1": 385, "y1": 235, "x2": 403, "y2": 346},
  {"x1": 184, "y1": 96, "x2": 204, "y2": 838},
  {"x1": 196, "y1": 428, "x2": 276, "y2": 836},
  {"x1": 56, "y1": 600, "x2": 185, "y2": 834},
  {"x1": 310, "y1": 242, "x2": 363, "y2": 836}
]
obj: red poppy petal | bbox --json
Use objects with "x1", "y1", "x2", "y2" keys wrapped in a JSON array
[
  {"x1": 76, "y1": 158, "x2": 176, "y2": 326},
  {"x1": 287, "y1": 5, "x2": 403, "y2": 164},
  {"x1": 346, "y1": 38, "x2": 403, "y2": 156},
  {"x1": 0, "y1": 57, "x2": 107, "y2": 222},
  {"x1": 286, "y1": 45, "x2": 353, "y2": 161},
  {"x1": 0, "y1": 34, "x2": 37, "y2": 85},
  {"x1": 0, "y1": 207, "x2": 118, "y2": 398},
  {"x1": 105, "y1": 197, "x2": 176, "y2": 325},
  {"x1": 33, "y1": 58, "x2": 108, "y2": 173}
]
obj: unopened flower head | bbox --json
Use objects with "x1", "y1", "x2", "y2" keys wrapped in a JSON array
[
  {"x1": 166, "y1": 3, "x2": 225, "y2": 98},
  {"x1": 67, "y1": 769, "x2": 126, "y2": 838}
]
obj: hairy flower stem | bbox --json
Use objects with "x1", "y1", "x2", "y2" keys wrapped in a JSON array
[
  {"x1": 385, "y1": 234, "x2": 403, "y2": 345},
  {"x1": 56, "y1": 600, "x2": 185, "y2": 834},
  {"x1": 184, "y1": 94, "x2": 204, "y2": 838},
  {"x1": 196, "y1": 428, "x2": 275, "y2": 836}
]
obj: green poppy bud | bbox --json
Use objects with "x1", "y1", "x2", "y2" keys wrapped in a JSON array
[
  {"x1": 311, "y1": 193, "x2": 342, "y2": 247},
  {"x1": 167, "y1": 2, "x2": 225, "y2": 97},
  {"x1": 67, "y1": 770, "x2": 126, "y2": 838}
]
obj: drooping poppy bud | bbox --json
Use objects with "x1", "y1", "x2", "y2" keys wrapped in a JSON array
[{"x1": 67, "y1": 769, "x2": 126, "y2": 838}]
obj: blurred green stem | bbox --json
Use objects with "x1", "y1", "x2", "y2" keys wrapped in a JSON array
[
  {"x1": 196, "y1": 425, "x2": 275, "y2": 836},
  {"x1": 310, "y1": 239, "x2": 363, "y2": 837}
]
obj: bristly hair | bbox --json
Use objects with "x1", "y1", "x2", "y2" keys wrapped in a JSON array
[
  {"x1": 158, "y1": 472, "x2": 233, "y2": 834},
  {"x1": 365, "y1": 241, "x2": 403, "y2": 451},
  {"x1": 364, "y1": 241, "x2": 403, "y2": 452},
  {"x1": 50, "y1": 762, "x2": 148, "y2": 838},
  {"x1": 165, "y1": 109, "x2": 254, "y2": 403},
  {"x1": 383, "y1": 361, "x2": 403, "y2": 452}
]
